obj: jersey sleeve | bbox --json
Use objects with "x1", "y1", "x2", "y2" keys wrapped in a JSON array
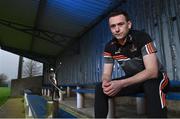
[
  {"x1": 103, "y1": 43, "x2": 114, "y2": 64},
  {"x1": 140, "y1": 32, "x2": 157, "y2": 56}
]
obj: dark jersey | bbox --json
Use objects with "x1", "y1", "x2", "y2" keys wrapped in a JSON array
[{"x1": 104, "y1": 30, "x2": 165, "y2": 76}]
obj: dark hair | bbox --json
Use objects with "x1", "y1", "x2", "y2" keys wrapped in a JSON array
[{"x1": 108, "y1": 9, "x2": 130, "y2": 21}]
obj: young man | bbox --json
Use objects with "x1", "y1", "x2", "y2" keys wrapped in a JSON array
[{"x1": 94, "y1": 10, "x2": 169, "y2": 118}]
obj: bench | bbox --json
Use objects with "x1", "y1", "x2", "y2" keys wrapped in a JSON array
[
  {"x1": 42, "y1": 85, "x2": 66, "y2": 101},
  {"x1": 24, "y1": 93, "x2": 47, "y2": 118},
  {"x1": 131, "y1": 80, "x2": 180, "y2": 100},
  {"x1": 42, "y1": 80, "x2": 180, "y2": 117},
  {"x1": 42, "y1": 85, "x2": 52, "y2": 97},
  {"x1": 71, "y1": 80, "x2": 180, "y2": 117},
  {"x1": 72, "y1": 80, "x2": 180, "y2": 98}
]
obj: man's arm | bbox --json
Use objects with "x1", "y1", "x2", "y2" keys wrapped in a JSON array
[
  {"x1": 104, "y1": 53, "x2": 159, "y2": 96},
  {"x1": 102, "y1": 63, "x2": 113, "y2": 89},
  {"x1": 102, "y1": 63, "x2": 113, "y2": 81},
  {"x1": 122, "y1": 53, "x2": 158, "y2": 87}
]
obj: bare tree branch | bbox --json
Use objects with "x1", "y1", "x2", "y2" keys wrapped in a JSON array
[{"x1": 22, "y1": 59, "x2": 43, "y2": 78}]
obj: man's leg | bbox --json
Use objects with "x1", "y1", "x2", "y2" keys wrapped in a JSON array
[
  {"x1": 94, "y1": 82, "x2": 109, "y2": 118},
  {"x1": 51, "y1": 88, "x2": 53, "y2": 101},
  {"x1": 94, "y1": 78, "x2": 143, "y2": 118},
  {"x1": 143, "y1": 73, "x2": 169, "y2": 118}
]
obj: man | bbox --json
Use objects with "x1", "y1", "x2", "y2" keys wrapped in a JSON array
[
  {"x1": 94, "y1": 10, "x2": 169, "y2": 118},
  {"x1": 49, "y1": 68, "x2": 59, "y2": 100}
]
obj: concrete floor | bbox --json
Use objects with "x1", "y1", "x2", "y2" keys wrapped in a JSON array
[
  {"x1": 1, "y1": 96, "x2": 179, "y2": 118},
  {"x1": 57, "y1": 96, "x2": 180, "y2": 118},
  {"x1": 59, "y1": 97, "x2": 94, "y2": 118}
]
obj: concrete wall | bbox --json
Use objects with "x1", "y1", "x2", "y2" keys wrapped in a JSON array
[{"x1": 11, "y1": 76, "x2": 43, "y2": 97}]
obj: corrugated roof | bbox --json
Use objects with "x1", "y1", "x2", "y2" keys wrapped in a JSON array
[{"x1": 0, "y1": 0, "x2": 123, "y2": 63}]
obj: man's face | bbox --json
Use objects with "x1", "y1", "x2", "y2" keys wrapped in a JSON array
[{"x1": 109, "y1": 15, "x2": 132, "y2": 40}]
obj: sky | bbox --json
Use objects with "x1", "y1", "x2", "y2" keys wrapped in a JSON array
[{"x1": 0, "y1": 49, "x2": 19, "y2": 80}]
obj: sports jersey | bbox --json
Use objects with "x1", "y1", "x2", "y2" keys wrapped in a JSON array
[{"x1": 103, "y1": 30, "x2": 165, "y2": 76}]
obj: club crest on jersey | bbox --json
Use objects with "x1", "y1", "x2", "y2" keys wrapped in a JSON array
[
  {"x1": 130, "y1": 44, "x2": 137, "y2": 52},
  {"x1": 115, "y1": 48, "x2": 121, "y2": 54}
]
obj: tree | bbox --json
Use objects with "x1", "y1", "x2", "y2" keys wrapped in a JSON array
[
  {"x1": 0, "y1": 73, "x2": 8, "y2": 85},
  {"x1": 22, "y1": 59, "x2": 43, "y2": 78}
]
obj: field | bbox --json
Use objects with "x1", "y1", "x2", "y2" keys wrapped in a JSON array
[{"x1": 0, "y1": 87, "x2": 10, "y2": 106}]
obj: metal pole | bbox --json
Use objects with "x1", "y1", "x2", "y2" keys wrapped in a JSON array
[{"x1": 17, "y1": 56, "x2": 23, "y2": 79}]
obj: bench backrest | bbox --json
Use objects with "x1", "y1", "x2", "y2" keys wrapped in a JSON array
[{"x1": 26, "y1": 94, "x2": 47, "y2": 118}]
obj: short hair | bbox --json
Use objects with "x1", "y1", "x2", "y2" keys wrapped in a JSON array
[{"x1": 108, "y1": 9, "x2": 130, "y2": 21}]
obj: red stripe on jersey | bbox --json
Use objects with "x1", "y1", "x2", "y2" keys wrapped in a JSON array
[
  {"x1": 146, "y1": 42, "x2": 156, "y2": 54},
  {"x1": 113, "y1": 55, "x2": 128, "y2": 59},
  {"x1": 161, "y1": 79, "x2": 168, "y2": 89},
  {"x1": 147, "y1": 43, "x2": 152, "y2": 53},
  {"x1": 104, "y1": 52, "x2": 112, "y2": 56}
]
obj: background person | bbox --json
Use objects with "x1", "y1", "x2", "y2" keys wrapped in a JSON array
[{"x1": 49, "y1": 68, "x2": 59, "y2": 100}]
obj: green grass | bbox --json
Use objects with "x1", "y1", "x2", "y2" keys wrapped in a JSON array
[{"x1": 0, "y1": 87, "x2": 10, "y2": 106}]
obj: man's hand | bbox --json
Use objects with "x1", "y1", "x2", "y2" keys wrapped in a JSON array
[
  {"x1": 103, "y1": 80, "x2": 124, "y2": 96},
  {"x1": 102, "y1": 79, "x2": 111, "y2": 89}
]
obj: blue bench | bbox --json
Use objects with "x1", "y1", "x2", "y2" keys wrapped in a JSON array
[
  {"x1": 130, "y1": 92, "x2": 180, "y2": 100},
  {"x1": 72, "y1": 88, "x2": 180, "y2": 100},
  {"x1": 72, "y1": 80, "x2": 180, "y2": 100},
  {"x1": 72, "y1": 89, "x2": 95, "y2": 94},
  {"x1": 70, "y1": 80, "x2": 180, "y2": 117},
  {"x1": 132, "y1": 80, "x2": 180, "y2": 100},
  {"x1": 42, "y1": 80, "x2": 180, "y2": 117},
  {"x1": 169, "y1": 80, "x2": 180, "y2": 92},
  {"x1": 70, "y1": 80, "x2": 180, "y2": 110},
  {"x1": 25, "y1": 94, "x2": 47, "y2": 118}
]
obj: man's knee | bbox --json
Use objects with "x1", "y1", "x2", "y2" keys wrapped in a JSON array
[
  {"x1": 95, "y1": 82, "x2": 102, "y2": 89},
  {"x1": 95, "y1": 82, "x2": 103, "y2": 94},
  {"x1": 143, "y1": 79, "x2": 160, "y2": 89}
]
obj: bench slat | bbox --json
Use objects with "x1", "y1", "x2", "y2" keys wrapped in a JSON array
[
  {"x1": 26, "y1": 95, "x2": 47, "y2": 118},
  {"x1": 72, "y1": 89, "x2": 95, "y2": 93}
]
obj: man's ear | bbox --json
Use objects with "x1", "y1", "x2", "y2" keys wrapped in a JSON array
[{"x1": 128, "y1": 21, "x2": 132, "y2": 29}]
